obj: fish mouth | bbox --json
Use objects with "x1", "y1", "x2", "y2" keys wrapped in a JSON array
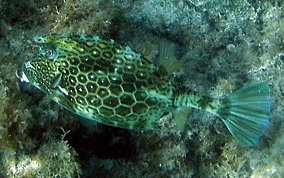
[{"x1": 16, "y1": 69, "x2": 30, "y2": 83}]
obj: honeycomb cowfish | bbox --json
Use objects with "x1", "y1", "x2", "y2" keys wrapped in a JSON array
[{"x1": 17, "y1": 34, "x2": 270, "y2": 146}]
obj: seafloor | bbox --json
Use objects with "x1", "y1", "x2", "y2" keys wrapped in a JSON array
[{"x1": 0, "y1": 0, "x2": 283, "y2": 177}]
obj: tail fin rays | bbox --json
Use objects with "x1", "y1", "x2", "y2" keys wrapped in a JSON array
[{"x1": 217, "y1": 83, "x2": 270, "y2": 146}]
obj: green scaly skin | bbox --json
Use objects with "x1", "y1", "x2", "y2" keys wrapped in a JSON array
[
  {"x1": 17, "y1": 34, "x2": 270, "y2": 146},
  {"x1": 19, "y1": 34, "x2": 175, "y2": 129}
]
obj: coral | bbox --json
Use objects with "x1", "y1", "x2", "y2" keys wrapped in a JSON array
[
  {"x1": 0, "y1": 64, "x2": 81, "y2": 177},
  {"x1": 2, "y1": 140, "x2": 81, "y2": 177}
]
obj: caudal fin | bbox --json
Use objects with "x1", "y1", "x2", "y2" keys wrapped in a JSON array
[{"x1": 217, "y1": 82, "x2": 270, "y2": 146}]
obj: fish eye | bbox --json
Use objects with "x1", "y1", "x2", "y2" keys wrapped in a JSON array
[
  {"x1": 41, "y1": 49, "x2": 58, "y2": 60},
  {"x1": 38, "y1": 43, "x2": 58, "y2": 60}
]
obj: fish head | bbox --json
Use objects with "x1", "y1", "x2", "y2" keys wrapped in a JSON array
[{"x1": 17, "y1": 36, "x2": 61, "y2": 94}]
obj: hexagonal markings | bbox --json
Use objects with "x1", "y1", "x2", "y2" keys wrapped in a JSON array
[
  {"x1": 91, "y1": 48, "x2": 101, "y2": 58},
  {"x1": 124, "y1": 64, "x2": 135, "y2": 72},
  {"x1": 114, "y1": 67, "x2": 123, "y2": 75},
  {"x1": 125, "y1": 113, "x2": 139, "y2": 122},
  {"x1": 135, "y1": 81, "x2": 149, "y2": 89},
  {"x1": 122, "y1": 73, "x2": 136, "y2": 83},
  {"x1": 97, "y1": 77, "x2": 110, "y2": 87},
  {"x1": 136, "y1": 59, "x2": 149, "y2": 68},
  {"x1": 115, "y1": 105, "x2": 131, "y2": 117},
  {"x1": 68, "y1": 75, "x2": 78, "y2": 86},
  {"x1": 67, "y1": 95, "x2": 76, "y2": 103},
  {"x1": 103, "y1": 96, "x2": 119, "y2": 108},
  {"x1": 108, "y1": 75, "x2": 122, "y2": 85},
  {"x1": 81, "y1": 57, "x2": 96, "y2": 66},
  {"x1": 97, "y1": 88, "x2": 109, "y2": 99},
  {"x1": 68, "y1": 57, "x2": 80, "y2": 66},
  {"x1": 134, "y1": 90, "x2": 148, "y2": 101},
  {"x1": 58, "y1": 53, "x2": 67, "y2": 60},
  {"x1": 135, "y1": 70, "x2": 148, "y2": 80},
  {"x1": 85, "y1": 41, "x2": 95, "y2": 47},
  {"x1": 77, "y1": 74, "x2": 87, "y2": 83},
  {"x1": 61, "y1": 61, "x2": 69, "y2": 68},
  {"x1": 93, "y1": 65, "x2": 106, "y2": 75},
  {"x1": 96, "y1": 58, "x2": 111, "y2": 68},
  {"x1": 112, "y1": 44, "x2": 124, "y2": 54},
  {"x1": 120, "y1": 94, "x2": 136, "y2": 106},
  {"x1": 69, "y1": 66, "x2": 79, "y2": 75},
  {"x1": 86, "y1": 95, "x2": 102, "y2": 107},
  {"x1": 76, "y1": 84, "x2": 88, "y2": 96},
  {"x1": 87, "y1": 72, "x2": 97, "y2": 81},
  {"x1": 97, "y1": 42, "x2": 109, "y2": 49},
  {"x1": 60, "y1": 78, "x2": 69, "y2": 89},
  {"x1": 109, "y1": 85, "x2": 123, "y2": 96},
  {"x1": 124, "y1": 53, "x2": 134, "y2": 61},
  {"x1": 112, "y1": 57, "x2": 124, "y2": 66},
  {"x1": 76, "y1": 46, "x2": 86, "y2": 55},
  {"x1": 107, "y1": 64, "x2": 115, "y2": 73},
  {"x1": 102, "y1": 51, "x2": 113, "y2": 60},
  {"x1": 86, "y1": 82, "x2": 98, "y2": 93},
  {"x1": 79, "y1": 63, "x2": 92, "y2": 73},
  {"x1": 121, "y1": 83, "x2": 136, "y2": 93},
  {"x1": 67, "y1": 86, "x2": 76, "y2": 96},
  {"x1": 60, "y1": 68, "x2": 69, "y2": 76},
  {"x1": 98, "y1": 106, "x2": 114, "y2": 117},
  {"x1": 132, "y1": 103, "x2": 148, "y2": 115},
  {"x1": 76, "y1": 96, "x2": 87, "y2": 106}
]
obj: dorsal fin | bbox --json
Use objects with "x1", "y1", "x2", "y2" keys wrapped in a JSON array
[{"x1": 157, "y1": 38, "x2": 183, "y2": 75}]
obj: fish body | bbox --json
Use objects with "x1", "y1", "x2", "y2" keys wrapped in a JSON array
[{"x1": 17, "y1": 34, "x2": 270, "y2": 146}]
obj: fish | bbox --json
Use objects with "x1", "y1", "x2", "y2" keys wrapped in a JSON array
[{"x1": 17, "y1": 34, "x2": 271, "y2": 146}]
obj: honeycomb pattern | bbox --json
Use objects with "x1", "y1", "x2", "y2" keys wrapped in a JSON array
[{"x1": 23, "y1": 34, "x2": 175, "y2": 129}]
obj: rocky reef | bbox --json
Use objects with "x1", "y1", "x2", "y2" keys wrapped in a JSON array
[{"x1": 0, "y1": 0, "x2": 283, "y2": 177}]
